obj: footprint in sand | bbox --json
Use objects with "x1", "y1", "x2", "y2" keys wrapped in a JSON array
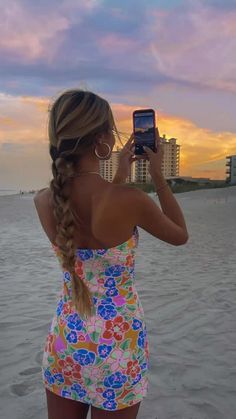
[
  {"x1": 19, "y1": 366, "x2": 41, "y2": 376},
  {"x1": 10, "y1": 382, "x2": 36, "y2": 396},
  {"x1": 35, "y1": 350, "x2": 43, "y2": 365}
]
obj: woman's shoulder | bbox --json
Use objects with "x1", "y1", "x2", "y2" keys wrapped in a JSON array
[{"x1": 33, "y1": 187, "x2": 50, "y2": 203}]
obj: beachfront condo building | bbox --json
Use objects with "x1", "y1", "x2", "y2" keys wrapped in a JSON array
[
  {"x1": 134, "y1": 134, "x2": 180, "y2": 183},
  {"x1": 99, "y1": 147, "x2": 133, "y2": 183},
  {"x1": 226, "y1": 155, "x2": 236, "y2": 185},
  {"x1": 100, "y1": 135, "x2": 180, "y2": 183}
]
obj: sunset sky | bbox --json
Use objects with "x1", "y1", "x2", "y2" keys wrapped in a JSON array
[{"x1": 1, "y1": 0, "x2": 236, "y2": 190}]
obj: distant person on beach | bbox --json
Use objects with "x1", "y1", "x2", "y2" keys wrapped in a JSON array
[{"x1": 33, "y1": 89, "x2": 188, "y2": 419}]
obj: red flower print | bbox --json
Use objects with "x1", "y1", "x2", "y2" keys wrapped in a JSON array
[
  {"x1": 78, "y1": 334, "x2": 86, "y2": 341},
  {"x1": 63, "y1": 303, "x2": 71, "y2": 315},
  {"x1": 46, "y1": 334, "x2": 54, "y2": 352},
  {"x1": 127, "y1": 360, "x2": 141, "y2": 379},
  {"x1": 103, "y1": 315, "x2": 130, "y2": 341},
  {"x1": 126, "y1": 254, "x2": 133, "y2": 266},
  {"x1": 58, "y1": 356, "x2": 81, "y2": 379},
  {"x1": 98, "y1": 277, "x2": 105, "y2": 285},
  {"x1": 96, "y1": 387, "x2": 103, "y2": 393},
  {"x1": 75, "y1": 261, "x2": 83, "y2": 276}
]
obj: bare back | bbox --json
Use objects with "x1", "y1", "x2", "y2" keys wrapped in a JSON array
[{"x1": 34, "y1": 177, "x2": 136, "y2": 250}]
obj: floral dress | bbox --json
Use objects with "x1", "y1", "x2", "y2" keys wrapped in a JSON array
[{"x1": 42, "y1": 226, "x2": 150, "y2": 411}]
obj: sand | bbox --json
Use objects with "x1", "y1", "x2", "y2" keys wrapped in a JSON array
[{"x1": 0, "y1": 186, "x2": 235, "y2": 419}]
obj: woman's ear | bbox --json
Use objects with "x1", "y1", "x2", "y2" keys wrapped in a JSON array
[{"x1": 95, "y1": 133, "x2": 105, "y2": 144}]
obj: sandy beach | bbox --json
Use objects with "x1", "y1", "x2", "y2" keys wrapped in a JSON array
[{"x1": 0, "y1": 186, "x2": 236, "y2": 419}]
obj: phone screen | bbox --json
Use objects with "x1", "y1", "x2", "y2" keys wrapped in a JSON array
[{"x1": 133, "y1": 109, "x2": 156, "y2": 155}]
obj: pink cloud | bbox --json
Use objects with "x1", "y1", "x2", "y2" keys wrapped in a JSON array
[
  {"x1": 148, "y1": 3, "x2": 236, "y2": 93},
  {"x1": 0, "y1": 2, "x2": 69, "y2": 61},
  {"x1": 99, "y1": 34, "x2": 138, "y2": 52}
]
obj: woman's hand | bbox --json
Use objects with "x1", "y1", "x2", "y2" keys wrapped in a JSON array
[
  {"x1": 113, "y1": 134, "x2": 139, "y2": 183},
  {"x1": 143, "y1": 134, "x2": 164, "y2": 179}
]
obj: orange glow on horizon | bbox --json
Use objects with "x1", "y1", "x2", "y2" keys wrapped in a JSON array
[{"x1": 0, "y1": 95, "x2": 235, "y2": 182}]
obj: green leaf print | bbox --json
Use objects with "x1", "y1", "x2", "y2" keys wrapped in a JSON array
[
  {"x1": 116, "y1": 390, "x2": 123, "y2": 397},
  {"x1": 68, "y1": 346, "x2": 75, "y2": 354},
  {"x1": 119, "y1": 243, "x2": 127, "y2": 252},
  {"x1": 86, "y1": 271, "x2": 94, "y2": 281},
  {"x1": 120, "y1": 338, "x2": 131, "y2": 351},
  {"x1": 84, "y1": 377, "x2": 93, "y2": 386},
  {"x1": 123, "y1": 392, "x2": 136, "y2": 403},
  {"x1": 126, "y1": 304, "x2": 136, "y2": 312},
  {"x1": 94, "y1": 357, "x2": 103, "y2": 366},
  {"x1": 71, "y1": 392, "x2": 78, "y2": 401},
  {"x1": 90, "y1": 331, "x2": 100, "y2": 343},
  {"x1": 47, "y1": 356, "x2": 55, "y2": 364},
  {"x1": 54, "y1": 325, "x2": 59, "y2": 335}
]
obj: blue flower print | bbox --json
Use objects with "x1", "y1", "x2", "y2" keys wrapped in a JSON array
[
  {"x1": 104, "y1": 278, "x2": 116, "y2": 288},
  {"x1": 97, "y1": 249, "x2": 107, "y2": 256},
  {"x1": 54, "y1": 373, "x2": 64, "y2": 385},
  {"x1": 137, "y1": 330, "x2": 145, "y2": 348},
  {"x1": 103, "y1": 399, "x2": 117, "y2": 410},
  {"x1": 100, "y1": 297, "x2": 113, "y2": 304},
  {"x1": 63, "y1": 271, "x2": 71, "y2": 283},
  {"x1": 104, "y1": 265, "x2": 126, "y2": 277},
  {"x1": 129, "y1": 266, "x2": 134, "y2": 275},
  {"x1": 132, "y1": 318, "x2": 142, "y2": 330},
  {"x1": 56, "y1": 299, "x2": 63, "y2": 316},
  {"x1": 67, "y1": 313, "x2": 84, "y2": 331},
  {"x1": 98, "y1": 299, "x2": 117, "y2": 320},
  {"x1": 98, "y1": 344, "x2": 113, "y2": 359},
  {"x1": 92, "y1": 296, "x2": 98, "y2": 305},
  {"x1": 44, "y1": 369, "x2": 55, "y2": 385},
  {"x1": 106, "y1": 287, "x2": 118, "y2": 297},
  {"x1": 73, "y1": 349, "x2": 95, "y2": 366},
  {"x1": 132, "y1": 373, "x2": 142, "y2": 385},
  {"x1": 66, "y1": 330, "x2": 78, "y2": 344},
  {"x1": 104, "y1": 371, "x2": 127, "y2": 389},
  {"x1": 62, "y1": 388, "x2": 71, "y2": 397},
  {"x1": 71, "y1": 383, "x2": 87, "y2": 398},
  {"x1": 102, "y1": 388, "x2": 116, "y2": 400},
  {"x1": 76, "y1": 249, "x2": 93, "y2": 261},
  {"x1": 140, "y1": 362, "x2": 147, "y2": 371}
]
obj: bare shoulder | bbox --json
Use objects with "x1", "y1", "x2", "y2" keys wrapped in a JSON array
[
  {"x1": 114, "y1": 185, "x2": 188, "y2": 246},
  {"x1": 34, "y1": 187, "x2": 49, "y2": 198},
  {"x1": 33, "y1": 187, "x2": 51, "y2": 208}
]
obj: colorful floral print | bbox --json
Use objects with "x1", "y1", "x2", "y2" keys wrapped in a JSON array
[{"x1": 42, "y1": 226, "x2": 150, "y2": 411}]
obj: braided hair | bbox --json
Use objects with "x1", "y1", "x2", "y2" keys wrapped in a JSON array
[{"x1": 48, "y1": 89, "x2": 119, "y2": 319}]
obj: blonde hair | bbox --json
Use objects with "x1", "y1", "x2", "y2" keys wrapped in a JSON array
[{"x1": 48, "y1": 89, "x2": 120, "y2": 319}]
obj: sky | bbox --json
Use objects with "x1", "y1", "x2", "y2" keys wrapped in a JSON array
[{"x1": 0, "y1": 0, "x2": 236, "y2": 190}]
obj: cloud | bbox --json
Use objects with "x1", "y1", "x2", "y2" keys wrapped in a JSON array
[
  {"x1": 0, "y1": 92, "x2": 49, "y2": 143},
  {"x1": 0, "y1": 1, "x2": 70, "y2": 62},
  {"x1": 149, "y1": 1, "x2": 236, "y2": 93},
  {"x1": 0, "y1": 0, "x2": 235, "y2": 105}
]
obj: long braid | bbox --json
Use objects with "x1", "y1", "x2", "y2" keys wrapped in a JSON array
[
  {"x1": 48, "y1": 88, "x2": 119, "y2": 319},
  {"x1": 50, "y1": 156, "x2": 94, "y2": 319}
]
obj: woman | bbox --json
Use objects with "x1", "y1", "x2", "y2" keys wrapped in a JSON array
[{"x1": 34, "y1": 89, "x2": 188, "y2": 419}]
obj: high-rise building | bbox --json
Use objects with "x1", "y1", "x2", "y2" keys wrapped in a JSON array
[
  {"x1": 99, "y1": 149, "x2": 120, "y2": 182},
  {"x1": 226, "y1": 155, "x2": 236, "y2": 185},
  {"x1": 161, "y1": 135, "x2": 180, "y2": 178},
  {"x1": 100, "y1": 134, "x2": 180, "y2": 183},
  {"x1": 134, "y1": 134, "x2": 180, "y2": 183},
  {"x1": 99, "y1": 147, "x2": 133, "y2": 183}
]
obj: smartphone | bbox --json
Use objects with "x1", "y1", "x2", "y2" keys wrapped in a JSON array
[{"x1": 133, "y1": 108, "x2": 157, "y2": 155}]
